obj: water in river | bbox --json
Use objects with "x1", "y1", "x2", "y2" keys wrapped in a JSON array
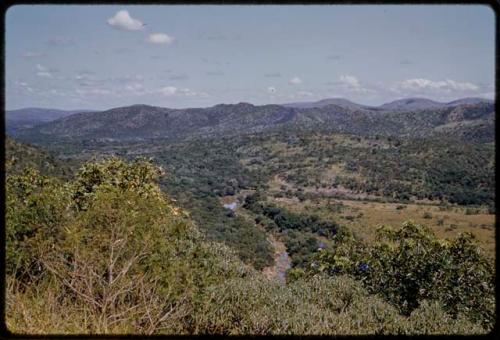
[{"x1": 262, "y1": 234, "x2": 292, "y2": 283}]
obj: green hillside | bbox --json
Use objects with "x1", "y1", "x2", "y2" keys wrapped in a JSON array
[
  {"x1": 5, "y1": 137, "x2": 74, "y2": 178},
  {"x1": 15, "y1": 101, "x2": 495, "y2": 144}
]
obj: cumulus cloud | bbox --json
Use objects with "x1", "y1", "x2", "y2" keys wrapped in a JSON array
[
  {"x1": 339, "y1": 75, "x2": 361, "y2": 88},
  {"x1": 75, "y1": 73, "x2": 95, "y2": 81},
  {"x1": 179, "y1": 88, "x2": 208, "y2": 97},
  {"x1": 159, "y1": 86, "x2": 178, "y2": 96},
  {"x1": 35, "y1": 64, "x2": 53, "y2": 78},
  {"x1": 147, "y1": 33, "x2": 174, "y2": 45},
  {"x1": 392, "y1": 78, "x2": 479, "y2": 92},
  {"x1": 157, "y1": 86, "x2": 208, "y2": 98},
  {"x1": 267, "y1": 86, "x2": 276, "y2": 94},
  {"x1": 289, "y1": 77, "x2": 302, "y2": 85},
  {"x1": 15, "y1": 81, "x2": 34, "y2": 93},
  {"x1": 337, "y1": 75, "x2": 375, "y2": 94},
  {"x1": 107, "y1": 10, "x2": 145, "y2": 31}
]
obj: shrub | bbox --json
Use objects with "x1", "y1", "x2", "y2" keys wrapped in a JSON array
[
  {"x1": 6, "y1": 157, "x2": 252, "y2": 334},
  {"x1": 191, "y1": 274, "x2": 485, "y2": 335},
  {"x1": 311, "y1": 221, "x2": 495, "y2": 330},
  {"x1": 6, "y1": 167, "x2": 71, "y2": 281}
]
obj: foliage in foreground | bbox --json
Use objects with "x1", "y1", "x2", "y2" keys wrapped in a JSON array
[
  {"x1": 6, "y1": 157, "x2": 251, "y2": 333},
  {"x1": 193, "y1": 275, "x2": 485, "y2": 335},
  {"x1": 308, "y1": 221, "x2": 496, "y2": 329},
  {"x1": 5, "y1": 157, "x2": 493, "y2": 334}
]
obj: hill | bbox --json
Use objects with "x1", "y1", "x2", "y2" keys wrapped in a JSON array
[
  {"x1": 283, "y1": 98, "x2": 377, "y2": 110},
  {"x1": 14, "y1": 99, "x2": 495, "y2": 144},
  {"x1": 283, "y1": 97, "x2": 493, "y2": 111},
  {"x1": 5, "y1": 136, "x2": 74, "y2": 178},
  {"x1": 6, "y1": 107, "x2": 95, "y2": 134}
]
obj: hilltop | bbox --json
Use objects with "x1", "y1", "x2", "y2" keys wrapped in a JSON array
[{"x1": 11, "y1": 97, "x2": 495, "y2": 144}]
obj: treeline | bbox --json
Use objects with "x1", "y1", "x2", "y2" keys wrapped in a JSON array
[
  {"x1": 243, "y1": 192, "x2": 346, "y2": 268},
  {"x1": 238, "y1": 131, "x2": 495, "y2": 208}
]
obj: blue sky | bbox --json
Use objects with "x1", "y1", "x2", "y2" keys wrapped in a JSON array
[{"x1": 5, "y1": 5, "x2": 495, "y2": 110}]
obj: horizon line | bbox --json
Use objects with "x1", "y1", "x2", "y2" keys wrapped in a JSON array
[{"x1": 5, "y1": 95, "x2": 494, "y2": 112}]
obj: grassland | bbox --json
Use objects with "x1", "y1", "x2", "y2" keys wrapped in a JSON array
[{"x1": 271, "y1": 197, "x2": 495, "y2": 258}]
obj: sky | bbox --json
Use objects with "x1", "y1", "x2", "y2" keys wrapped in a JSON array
[{"x1": 5, "y1": 5, "x2": 496, "y2": 110}]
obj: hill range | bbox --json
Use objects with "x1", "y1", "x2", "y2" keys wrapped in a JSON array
[{"x1": 8, "y1": 97, "x2": 494, "y2": 143}]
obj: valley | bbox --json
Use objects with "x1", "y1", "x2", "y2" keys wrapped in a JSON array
[
  {"x1": 5, "y1": 97, "x2": 496, "y2": 334},
  {"x1": 7, "y1": 98, "x2": 496, "y2": 269}
]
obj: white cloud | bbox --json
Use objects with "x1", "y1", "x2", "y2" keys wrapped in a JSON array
[
  {"x1": 35, "y1": 64, "x2": 53, "y2": 78},
  {"x1": 125, "y1": 83, "x2": 144, "y2": 92},
  {"x1": 159, "y1": 86, "x2": 178, "y2": 96},
  {"x1": 337, "y1": 75, "x2": 375, "y2": 94},
  {"x1": 157, "y1": 86, "x2": 208, "y2": 98},
  {"x1": 107, "y1": 10, "x2": 144, "y2": 31},
  {"x1": 392, "y1": 78, "x2": 479, "y2": 93},
  {"x1": 147, "y1": 33, "x2": 175, "y2": 45},
  {"x1": 267, "y1": 86, "x2": 277, "y2": 94},
  {"x1": 75, "y1": 73, "x2": 94, "y2": 81},
  {"x1": 179, "y1": 88, "x2": 208, "y2": 97},
  {"x1": 36, "y1": 72, "x2": 52, "y2": 78},
  {"x1": 15, "y1": 81, "x2": 34, "y2": 93},
  {"x1": 339, "y1": 75, "x2": 361, "y2": 88},
  {"x1": 289, "y1": 77, "x2": 302, "y2": 85}
]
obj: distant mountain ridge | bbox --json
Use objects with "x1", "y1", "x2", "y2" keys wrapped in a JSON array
[
  {"x1": 13, "y1": 97, "x2": 494, "y2": 144},
  {"x1": 6, "y1": 107, "x2": 96, "y2": 134},
  {"x1": 6, "y1": 107, "x2": 96, "y2": 122},
  {"x1": 284, "y1": 97, "x2": 493, "y2": 111},
  {"x1": 282, "y1": 98, "x2": 378, "y2": 111}
]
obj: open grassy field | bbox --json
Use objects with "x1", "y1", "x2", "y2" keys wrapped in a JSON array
[{"x1": 272, "y1": 196, "x2": 495, "y2": 258}]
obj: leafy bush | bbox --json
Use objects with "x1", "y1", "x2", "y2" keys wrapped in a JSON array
[
  {"x1": 311, "y1": 221, "x2": 495, "y2": 330},
  {"x1": 6, "y1": 157, "x2": 252, "y2": 334},
  {"x1": 422, "y1": 212, "x2": 432, "y2": 219},
  {"x1": 192, "y1": 274, "x2": 485, "y2": 335},
  {"x1": 6, "y1": 167, "x2": 71, "y2": 281}
]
